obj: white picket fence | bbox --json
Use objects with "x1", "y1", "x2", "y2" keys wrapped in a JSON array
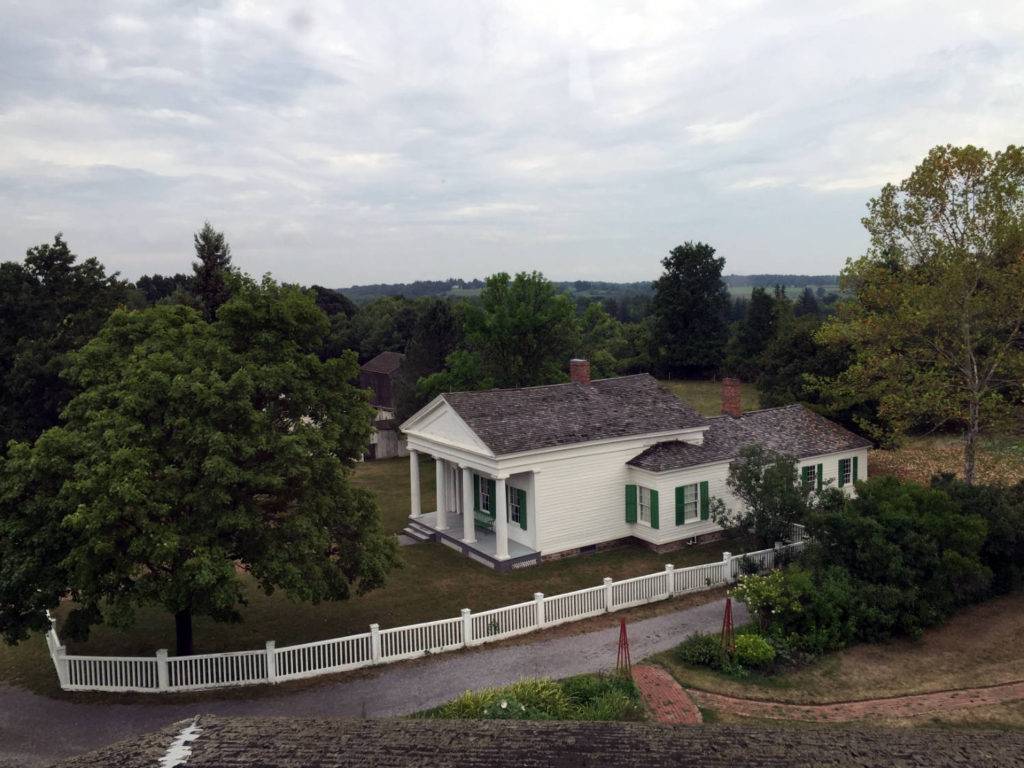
[{"x1": 45, "y1": 540, "x2": 805, "y2": 693}]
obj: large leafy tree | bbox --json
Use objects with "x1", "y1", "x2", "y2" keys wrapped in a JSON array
[
  {"x1": 816, "y1": 145, "x2": 1024, "y2": 483},
  {"x1": 650, "y1": 242, "x2": 730, "y2": 378},
  {"x1": 0, "y1": 277, "x2": 400, "y2": 654},
  {"x1": 0, "y1": 235, "x2": 131, "y2": 450},
  {"x1": 192, "y1": 221, "x2": 235, "y2": 322},
  {"x1": 418, "y1": 271, "x2": 578, "y2": 397}
]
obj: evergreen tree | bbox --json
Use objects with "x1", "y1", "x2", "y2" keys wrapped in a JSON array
[{"x1": 192, "y1": 221, "x2": 234, "y2": 322}]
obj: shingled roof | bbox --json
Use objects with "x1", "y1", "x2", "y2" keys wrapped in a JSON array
[
  {"x1": 360, "y1": 351, "x2": 405, "y2": 375},
  {"x1": 441, "y1": 374, "x2": 708, "y2": 455},
  {"x1": 628, "y1": 404, "x2": 872, "y2": 472}
]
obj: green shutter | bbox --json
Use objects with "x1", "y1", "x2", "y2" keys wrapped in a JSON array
[
  {"x1": 817, "y1": 463, "x2": 823, "y2": 492},
  {"x1": 675, "y1": 486, "x2": 685, "y2": 526},
  {"x1": 519, "y1": 488, "x2": 527, "y2": 531},
  {"x1": 473, "y1": 474, "x2": 480, "y2": 512},
  {"x1": 853, "y1": 456, "x2": 859, "y2": 482},
  {"x1": 801, "y1": 466, "x2": 810, "y2": 486},
  {"x1": 650, "y1": 489, "x2": 659, "y2": 529},
  {"x1": 700, "y1": 481, "x2": 709, "y2": 520},
  {"x1": 838, "y1": 459, "x2": 846, "y2": 487},
  {"x1": 488, "y1": 479, "x2": 496, "y2": 515},
  {"x1": 625, "y1": 485, "x2": 637, "y2": 523}
]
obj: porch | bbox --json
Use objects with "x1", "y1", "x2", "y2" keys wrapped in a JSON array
[{"x1": 404, "y1": 510, "x2": 541, "y2": 572}]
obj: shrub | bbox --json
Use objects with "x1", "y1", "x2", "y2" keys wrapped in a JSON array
[
  {"x1": 734, "y1": 634, "x2": 775, "y2": 670},
  {"x1": 416, "y1": 674, "x2": 643, "y2": 721},
  {"x1": 675, "y1": 631, "x2": 727, "y2": 669}
]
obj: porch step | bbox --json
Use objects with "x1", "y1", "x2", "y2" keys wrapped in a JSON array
[{"x1": 403, "y1": 517, "x2": 435, "y2": 543}]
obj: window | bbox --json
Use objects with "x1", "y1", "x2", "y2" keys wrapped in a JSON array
[
  {"x1": 638, "y1": 486, "x2": 652, "y2": 524},
  {"x1": 681, "y1": 484, "x2": 699, "y2": 522},
  {"x1": 802, "y1": 464, "x2": 817, "y2": 488},
  {"x1": 839, "y1": 458, "x2": 851, "y2": 487},
  {"x1": 478, "y1": 478, "x2": 491, "y2": 513},
  {"x1": 507, "y1": 485, "x2": 521, "y2": 525}
]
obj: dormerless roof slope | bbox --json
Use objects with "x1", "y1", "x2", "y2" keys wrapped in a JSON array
[
  {"x1": 628, "y1": 404, "x2": 872, "y2": 472},
  {"x1": 360, "y1": 350, "x2": 405, "y2": 375},
  {"x1": 441, "y1": 374, "x2": 708, "y2": 455}
]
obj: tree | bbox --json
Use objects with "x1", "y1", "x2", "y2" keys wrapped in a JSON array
[
  {"x1": 816, "y1": 145, "x2": 1024, "y2": 483},
  {"x1": 419, "y1": 271, "x2": 578, "y2": 397},
  {"x1": 650, "y1": 242, "x2": 730, "y2": 378},
  {"x1": 394, "y1": 298, "x2": 464, "y2": 421},
  {"x1": 709, "y1": 445, "x2": 822, "y2": 547},
  {"x1": 0, "y1": 277, "x2": 400, "y2": 654},
  {"x1": 192, "y1": 221, "x2": 235, "y2": 322},
  {"x1": 0, "y1": 235, "x2": 130, "y2": 450}
]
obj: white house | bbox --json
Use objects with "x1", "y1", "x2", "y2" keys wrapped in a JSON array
[{"x1": 400, "y1": 360, "x2": 870, "y2": 571}]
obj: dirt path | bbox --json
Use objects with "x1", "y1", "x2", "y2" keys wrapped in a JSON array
[
  {"x1": 689, "y1": 680, "x2": 1024, "y2": 722},
  {"x1": 631, "y1": 664, "x2": 1024, "y2": 724}
]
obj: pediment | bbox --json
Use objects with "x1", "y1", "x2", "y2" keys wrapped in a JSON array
[{"x1": 402, "y1": 398, "x2": 493, "y2": 456}]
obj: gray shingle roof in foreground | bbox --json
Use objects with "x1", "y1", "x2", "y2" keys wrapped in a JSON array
[
  {"x1": 628, "y1": 404, "x2": 872, "y2": 472},
  {"x1": 442, "y1": 374, "x2": 708, "y2": 455},
  {"x1": 54, "y1": 715, "x2": 1024, "y2": 768}
]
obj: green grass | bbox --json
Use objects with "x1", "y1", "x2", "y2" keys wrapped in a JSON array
[
  {"x1": 0, "y1": 455, "x2": 750, "y2": 697},
  {"x1": 660, "y1": 379, "x2": 761, "y2": 416}
]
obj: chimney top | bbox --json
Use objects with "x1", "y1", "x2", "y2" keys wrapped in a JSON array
[
  {"x1": 570, "y1": 358, "x2": 591, "y2": 387},
  {"x1": 722, "y1": 377, "x2": 742, "y2": 418}
]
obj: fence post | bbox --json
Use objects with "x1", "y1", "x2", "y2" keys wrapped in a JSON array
[
  {"x1": 461, "y1": 608, "x2": 473, "y2": 647},
  {"x1": 534, "y1": 592, "x2": 546, "y2": 629},
  {"x1": 156, "y1": 649, "x2": 169, "y2": 692},
  {"x1": 722, "y1": 552, "x2": 733, "y2": 583},
  {"x1": 266, "y1": 641, "x2": 277, "y2": 684},
  {"x1": 370, "y1": 623, "x2": 382, "y2": 663},
  {"x1": 53, "y1": 646, "x2": 70, "y2": 689},
  {"x1": 664, "y1": 564, "x2": 675, "y2": 597},
  {"x1": 603, "y1": 577, "x2": 614, "y2": 611}
]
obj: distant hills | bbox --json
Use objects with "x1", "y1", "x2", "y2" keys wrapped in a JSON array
[{"x1": 335, "y1": 275, "x2": 841, "y2": 304}]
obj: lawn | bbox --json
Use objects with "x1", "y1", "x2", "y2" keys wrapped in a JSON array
[
  {"x1": 651, "y1": 589, "x2": 1024, "y2": 729},
  {"x1": 870, "y1": 432, "x2": 1024, "y2": 486},
  {"x1": 659, "y1": 379, "x2": 760, "y2": 416},
  {"x1": 0, "y1": 455, "x2": 751, "y2": 697}
]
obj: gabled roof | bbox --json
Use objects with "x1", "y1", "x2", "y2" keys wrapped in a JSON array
[
  {"x1": 360, "y1": 351, "x2": 405, "y2": 375},
  {"x1": 628, "y1": 404, "x2": 871, "y2": 472},
  {"x1": 436, "y1": 374, "x2": 708, "y2": 456}
]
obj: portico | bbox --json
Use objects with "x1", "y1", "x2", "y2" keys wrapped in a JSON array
[{"x1": 406, "y1": 449, "x2": 539, "y2": 571}]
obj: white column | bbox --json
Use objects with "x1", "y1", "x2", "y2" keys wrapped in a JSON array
[
  {"x1": 409, "y1": 449, "x2": 421, "y2": 519},
  {"x1": 494, "y1": 475, "x2": 509, "y2": 560},
  {"x1": 461, "y1": 466, "x2": 476, "y2": 544},
  {"x1": 435, "y1": 457, "x2": 448, "y2": 529}
]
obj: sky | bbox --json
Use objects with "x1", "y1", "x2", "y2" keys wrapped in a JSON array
[{"x1": 2, "y1": 2, "x2": 1022, "y2": 288}]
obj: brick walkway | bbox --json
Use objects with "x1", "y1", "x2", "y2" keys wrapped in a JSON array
[
  {"x1": 631, "y1": 664, "x2": 702, "y2": 723},
  {"x1": 688, "y1": 679, "x2": 1024, "y2": 722}
]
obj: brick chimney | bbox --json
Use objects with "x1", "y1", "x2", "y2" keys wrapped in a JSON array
[
  {"x1": 722, "y1": 377, "x2": 742, "y2": 418},
  {"x1": 570, "y1": 358, "x2": 591, "y2": 386}
]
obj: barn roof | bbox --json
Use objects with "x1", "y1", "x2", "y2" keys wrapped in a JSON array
[{"x1": 360, "y1": 351, "x2": 405, "y2": 375}]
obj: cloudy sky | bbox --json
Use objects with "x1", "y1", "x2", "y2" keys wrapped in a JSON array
[{"x1": 2, "y1": 2, "x2": 1022, "y2": 287}]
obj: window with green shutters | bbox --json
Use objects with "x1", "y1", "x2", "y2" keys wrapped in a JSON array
[
  {"x1": 626, "y1": 484, "x2": 658, "y2": 528},
  {"x1": 675, "y1": 484, "x2": 699, "y2": 525},
  {"x1": 839, "y1": 458, "x2": 851, "y2": 486},
  {"x1": 802, "y1": 464, "x2": 824, "y2": 491},
  {"x1": 507, "y1": 485, "x2": 527, "y2": 531},
  {"x1": 473, "y1": 474, "x2": 496, "y2": 517}
]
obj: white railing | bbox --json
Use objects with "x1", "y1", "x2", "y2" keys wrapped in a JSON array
[{"x1": 44, "y1": 540, "x2": 804, "y2": 693}]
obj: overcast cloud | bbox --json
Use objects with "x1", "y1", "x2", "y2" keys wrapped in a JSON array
[{"x1": 2, "y1": 1, "x2": 1022, "y2": 286}]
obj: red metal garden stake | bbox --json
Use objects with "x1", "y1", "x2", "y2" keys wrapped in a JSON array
[
  {"x1": 720, "y1": 596, "x2": 736, "y2": 657},
  {"x1": 616, "y1": 617, "x2": 632, "y2": 677}
]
